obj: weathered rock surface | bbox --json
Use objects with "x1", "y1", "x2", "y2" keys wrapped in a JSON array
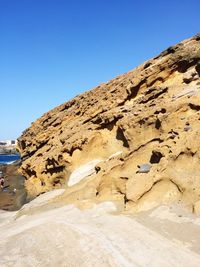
[
  {"x1": 1, "y1": 193, "x2": 200, "y2": 267},
  {"x1": 17, "y1": 34, "x2": 200, "y2": 213}
]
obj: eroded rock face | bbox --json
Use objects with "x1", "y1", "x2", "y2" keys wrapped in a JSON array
[{"x1": 17, "y1": 34, "x2": 200, "y2": 213}]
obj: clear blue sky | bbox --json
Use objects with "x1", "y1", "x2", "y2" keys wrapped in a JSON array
[{"x1": 0, "y1": 0, "x2": 199, "y2": 140}]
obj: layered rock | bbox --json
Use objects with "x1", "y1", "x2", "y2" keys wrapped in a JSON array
[{"x1": 17, "y1": 34, "x2": 200, "y2": 213}]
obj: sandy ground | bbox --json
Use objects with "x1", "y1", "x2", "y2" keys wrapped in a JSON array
[{"x1": 0, "y1": 190, "x2": 200, "y2": 267}]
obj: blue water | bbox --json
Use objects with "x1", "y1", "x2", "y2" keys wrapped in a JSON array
[{"x1": 0, "y1": 154, "x2": 20, "y2": 165}]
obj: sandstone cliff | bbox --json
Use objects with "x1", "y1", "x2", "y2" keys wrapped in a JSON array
[{"x1": 17, "y1": 34, "x2": 200, "y2": 213}]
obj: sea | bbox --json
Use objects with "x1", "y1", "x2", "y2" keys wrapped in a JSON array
[{"x1": 0, "y1": 154, "x2": 20, "y2": 165}]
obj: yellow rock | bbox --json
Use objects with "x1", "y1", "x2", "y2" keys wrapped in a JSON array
[{"x1": 17, "y1": 34, "x2": 200, "y2": 213}]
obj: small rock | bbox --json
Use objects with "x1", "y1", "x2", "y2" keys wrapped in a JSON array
[{"x1": 137, "y1": 164, "x2": 152, "y2": 173}]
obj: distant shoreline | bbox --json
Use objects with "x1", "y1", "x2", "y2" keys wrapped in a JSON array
[
  {"x1": 0, "y1": 152, "x2": 20, "y2": 155},
  {"x1": 0, "y1": 147, "x2": 19, "y2": 155},
  {"x1": 0, "y1": 154, "x2": 21, "y2": 166},
  {"x1": 0, "y1": 143, "x2": 19, "y2": 155}
]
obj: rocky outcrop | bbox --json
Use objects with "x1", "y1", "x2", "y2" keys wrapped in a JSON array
[{"x1": 17, "y1": 34, "x2": 200, "y2": 213}]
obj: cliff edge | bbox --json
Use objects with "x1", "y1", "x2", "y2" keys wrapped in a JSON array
[{"x1": 17, "y1": 34, "x2": 200, "y2": 213}]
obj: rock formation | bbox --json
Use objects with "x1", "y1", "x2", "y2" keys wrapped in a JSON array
[{"x1": 17, "y1": 34, "x2": 200, "y2": 213}]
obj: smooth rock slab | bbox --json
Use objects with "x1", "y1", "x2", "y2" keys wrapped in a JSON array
[
  {"x1": 68, "y1": 159, "x2": 102, "y2": 187},
  {"x1": 0, "y1": 202, "x2": 200, "y2": 267}
]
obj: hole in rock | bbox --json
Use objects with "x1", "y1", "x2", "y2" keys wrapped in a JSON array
[
  {"x1": 20, "y1": 140, "x2": 26, "y2": 150},
  {"x1": 189, "y1": 103, "x2": 200, "y2": 111},
  {"x1": 161, "y1": 108, "x2": 166, "y2": 113},
  {"x1": 177, "y1": 59, "x2": 199, "y2": 73},
  {"x1": 166, "y1": 46, "x2": 176, "y2": 54},
  {"x1": 123, "y1": 78, "x2": 147, "y2": 103},
  {"x1": 58, "y1": 155, "x2": 63, "y2": 161},
  {"x1": 154, "y1": 108, "x2": 166, "y2": 114},
  {"x1": 41, "y1": 181, "x2": 46, "y2": 186},
  {"x1": 143, "y1": 62, "x2": 151, "y2": 69},
  {"x1": 46, "y1": 166, "x2": 65, "y2": 175},
  {"x1": 124, "y1": 194, "x2": 129, "y2": 204},
  {"x1": 95, "y1": 166, "x2": 101, "y2": 173},
  {"x1": 25, "y1": 168, "x2": 37, "y2": 177},
  {"x1": 195, "y1": 64, "x2": 200, "y2": 76},
  {"x1": 177, "y1": 60, "x2": 191, "y2": 73},
  {"x1": 155, "y1": 118, "x2": 161, "y2": 129},
  {"x1": 139, "y1": 119, "x2": 146, "y2": 125},
  {"x1": 150, "y1": 151, "x2": 163, "y2": 164},
  {"x1": 53, "y1": 179, "x2": 62, "y2": 186},
  {"x1": 47, "y1": 158, "x2": 59, "y2": 166},
  {"x1": 116, "y1": 127, "x2": 129, "y2": 148},
  {"x1": 195, "y1": 35, "x2": 200, "y2": 41}
]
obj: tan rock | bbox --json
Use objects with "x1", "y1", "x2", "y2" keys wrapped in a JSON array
[
  {"x1": 194, "y1": 200, "x2": 200, "y2": 215},
  {"x1": 134, "y1": 180, "x2": 182, "y2": 212},
  {"x1": 17, "y1": 34, "x2": 200, "y2": 213}
]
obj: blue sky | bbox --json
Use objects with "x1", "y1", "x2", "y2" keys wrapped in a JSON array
[{"x1": 0, "y1": 0, "x2": 199, "y2": 140}]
